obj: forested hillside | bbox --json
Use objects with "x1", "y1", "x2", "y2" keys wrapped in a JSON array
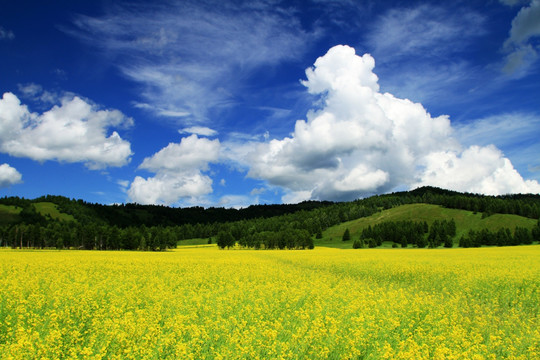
[
  {"x1": 0, "y1": 195, "x2": 333, "y2": 227},
  {"x1": 0, "y1": 186, "x2": 539, "y2": 250}
]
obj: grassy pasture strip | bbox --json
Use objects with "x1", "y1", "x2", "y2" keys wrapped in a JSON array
[
  {"x1": 0, "y1": 246, "x2": 538, "y2": 359},
  {"x1": 177, "y1": 238, "x2": 214, "y2": 246}
]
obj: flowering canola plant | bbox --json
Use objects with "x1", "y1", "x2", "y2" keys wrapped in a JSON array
[{"x1": 0, "y1": 246, "x2": 539, "y2": 359}]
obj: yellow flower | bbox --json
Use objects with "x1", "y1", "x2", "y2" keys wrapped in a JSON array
[{"x1": 0, "y1": 246, "x2": 538, "y2": 359}]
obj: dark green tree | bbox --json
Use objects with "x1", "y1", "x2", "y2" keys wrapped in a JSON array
[
  {"x1": 514, "y1": 227, "x2": 532, "y2": 245},
  {"x1": 532, "y1": 220, "x2": 540, "y2": 242},
  {"x1": 400, "y1": 235, "x2": 408, "y2": 248},
  {"x1": 19, "y1": 205, "x2": 46, "y2": 225},
  {"x1": 217, "y1": 231, "x2": 235, "y2": 249},
  {"x1": 342, "y1": 228, "x2": 351, "y2": 241},
  {"x1": 496, "y1": 228, "x2": 511, "y2": 246},
  {"x1": 443, "y1": 234, "x2": 453, "y2": 248}
]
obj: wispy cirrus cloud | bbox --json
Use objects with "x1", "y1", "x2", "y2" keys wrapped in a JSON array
[
  {"x1": 366, "y1": 4, "x2": 485, "y2": 61},
  {"x1": 0, "y1": 26, "x2": 14, "y2": 40},
  {"x1": 68, "y1": 0, "x2": 318, "y2": 125},
  {"x1": 455, "y1": 112, "x2": 540, "y2": 150},
  {"x1": 364, "y1": 4, "x2": 486, "y2": 105},
  {"x1": 179, "y1": 126, "x2": 217, "y2": 137}
]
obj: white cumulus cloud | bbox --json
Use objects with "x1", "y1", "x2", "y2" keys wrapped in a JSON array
[
  {"x1": 128, "y1": 171, "x2": 214, "y2": 206},
  {"x1": 0, "y1": 163, "x2": 22, "y2": 187},
  {"x1": 414, "y1": 145, "x2": 540, "y2": 195},
  {"x1": 128, "y1": 134, "x2": 220, "y2": 205},
  {"x1": 0, "y1": 92, "x2": 133, "y2": 169},
  {"x1": 237, "y1": 45, "x2": 540, "y2": 201}
]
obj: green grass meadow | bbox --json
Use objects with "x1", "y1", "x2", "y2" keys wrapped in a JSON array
[{"x1": 32, "y1": 202, "x2": 76, "y2": 222}]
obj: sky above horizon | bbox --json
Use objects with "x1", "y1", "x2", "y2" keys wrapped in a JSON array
[{"x1": 1, "y1": 0, "x2": 539, "y2": 207}]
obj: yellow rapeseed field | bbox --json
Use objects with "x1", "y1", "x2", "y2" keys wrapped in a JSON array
[{"x1": 0, "y1": 246, "x2": 539, "y2": 359}]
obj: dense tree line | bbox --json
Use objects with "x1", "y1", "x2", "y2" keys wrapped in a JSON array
[
  {"x1": 458, "y1": 226, "x2": 538, "y2": 247},
  {"x1": 1, "y1": 186, "x2": 539, "y2": 251},
  {"x1": 0, "y1": 195, "x2": 334, "y2": 228},
  {"x1": 217, "y1": 228, "x2": 313, "y2": 250},
  {"x1": 0, "y1": 222, "x2": 177, "y2": 251},
  {"x1": 355, "y1": 221, "x2": 428, "y2": 248},
  {"x1": 0, "y1": 198, "x2": 376, "y2": 250},
  {"x1": 211, "y1": 201, "x2": 376, "y2": 250},
  {"x1": 427, "y1": 219, "x2": 456, "y2": 248},
  {"x1": 352, "y1": 219, "x2": 539, "y2": 249}
]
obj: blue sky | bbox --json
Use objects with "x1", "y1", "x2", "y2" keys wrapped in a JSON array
[{"x1": 1, "y1": 0, "x2": 539, "y2": 207}]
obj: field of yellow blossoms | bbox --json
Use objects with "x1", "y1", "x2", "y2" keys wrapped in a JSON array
[{"x1": 0, "y1": 246, "x2": 539, "y2": 359}]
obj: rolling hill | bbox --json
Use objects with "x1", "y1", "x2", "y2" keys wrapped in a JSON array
[{"x1": 317, "y1": 203, "x2": 538, "y2": 249}]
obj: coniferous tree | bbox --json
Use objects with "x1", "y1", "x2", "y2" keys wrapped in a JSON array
[
  {"x1": 532, "y1": 220, "x2": 540, "y2": 242},
  {"x1": 443, "y1": 234, "x2": 453, "y2": 248},
  {"x1": 514, "y1": 227, "x2": 532, "y2": 245},
  {"x1": 342, "y1": 228, "x2": 351, "y2": 241},
  {"x1": 448, "y1": 219, "x2": 456, "y2": 237},
  {"x1": 306, "y1": 233, "x2": 315, "y2": 250},
  {"x1": 493, "y1": 228, "x2": 509, "y2": 246},
  {"x1": 400, "y1": 235, "x2": 407, "y2": 248}
]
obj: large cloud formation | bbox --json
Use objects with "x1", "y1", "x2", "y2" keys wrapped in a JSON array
[
  {"x1": 414, "y1": 145, "x2": 540, "y2": 195},
  {"x1": 243, "y1": 45, "x2": 540, "y2": 202},
  {"x1": 128, "y1": 134, "x2": 220, "y2": 205},
  {"x1": 0, "y1": 92, "x2": 133, "y2": 169}
]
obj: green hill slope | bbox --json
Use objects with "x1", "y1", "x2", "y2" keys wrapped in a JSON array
[
  {"x1": 0, "y1": 204, "x2": 21, "y2": 225},
  {"x1": 317, "y1": 203, "x2": 537, "y2": 249},
  {"x1": 33, "y1": 202, "x2": 75, "y2": 222},
  {"x1": 0, "y1": 202, "x2": 75, "y2": 226}
]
